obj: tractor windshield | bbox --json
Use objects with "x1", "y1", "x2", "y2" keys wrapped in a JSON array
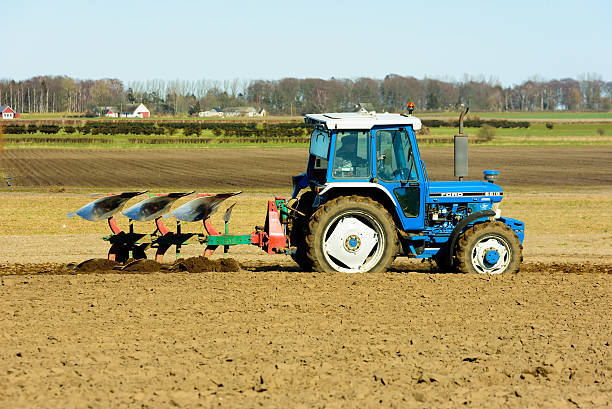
[
  {"x1": 375, "y1": 129, "x2": 418, "y2": 182},
  {"x1": 332, "y1": 130, "x2": 371, "y2": 179}
]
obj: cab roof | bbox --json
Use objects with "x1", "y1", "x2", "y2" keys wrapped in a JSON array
[{"x1": 304, "y1": 112, "x2": 422, "y2": 131}]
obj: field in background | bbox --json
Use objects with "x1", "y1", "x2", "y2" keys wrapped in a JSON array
[
  {"x1": 420, "y1": 111, "x2": 612, "y2": 120},
  {"x1": 2, "y1": 121, "x2": 611, "y2": 148},
  {"x1": 1, "y1": 146, "x2": 610, "y2": 190},
  {"x1": 425, "y1": 122, "x2": 612, "y2": 145}
]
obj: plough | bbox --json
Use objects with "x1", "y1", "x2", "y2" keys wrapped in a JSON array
[{"x1": 68, "y1": 191, "x2": 291, "y2": 262}]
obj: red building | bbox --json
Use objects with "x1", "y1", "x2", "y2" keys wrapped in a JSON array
[{"x1": 0, "y1": 106, "x2": 19, "y2": 119}]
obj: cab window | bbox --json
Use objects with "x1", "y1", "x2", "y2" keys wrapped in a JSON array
[{"x1": 332, "y1": 131, "x2": 370, "y2": 179}]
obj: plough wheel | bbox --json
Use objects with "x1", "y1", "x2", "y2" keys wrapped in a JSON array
[{"x1": 305, "y1": 196, "x2": 398, "y2": 273}]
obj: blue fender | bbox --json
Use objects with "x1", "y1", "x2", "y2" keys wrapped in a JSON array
[{"x1": 498, "y1": 217, "x2": 525, "y2": 243}]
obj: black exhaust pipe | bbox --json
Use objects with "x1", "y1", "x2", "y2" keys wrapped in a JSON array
[{"x1": 454, "y1": 107, "x2": 469, "y2": 181}]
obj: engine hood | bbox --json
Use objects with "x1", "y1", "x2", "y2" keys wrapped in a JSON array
[{"x1": 427, "y1": 181, "x2": 503, "y2": 203}]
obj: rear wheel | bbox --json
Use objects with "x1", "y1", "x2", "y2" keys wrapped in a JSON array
[
  {"x1": 432, "y1": 251, "x2": 453, "y2": 273},
  {"x1": 305, "y1": 196, "x2": 398, "y2": 273},
  {"x1": 454, "y1": 221, "x2": 522, "y2": 274},
  {"x1": 289, "y1": 192, "x2": 315, "y2": 270}
]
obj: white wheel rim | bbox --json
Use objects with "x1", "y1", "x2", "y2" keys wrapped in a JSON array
[
  {"x1": 322, "y1": 211, "x2": 385, "y2": 273},
  {"x1": 470, "y1": 236, "x2": 511, "y2": 274}
]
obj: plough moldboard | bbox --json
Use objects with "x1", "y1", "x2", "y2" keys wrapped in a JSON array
[{"x1": 67, "y1": 191, "x2": 291, "y2": 263}]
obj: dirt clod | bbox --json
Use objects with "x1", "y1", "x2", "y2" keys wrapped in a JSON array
[
  {"x1": 76, "y1": 258, "x2": 118, "y2": 272},
  {"x1": 170, "y1": 256, "x2": 241, "y2": 273},
  {"x1": 121, "y1": 259, "x2": 162, "y2": 273}
]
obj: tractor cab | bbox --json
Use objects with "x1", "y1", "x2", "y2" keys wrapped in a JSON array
[
  {"x1": 299, "y1": 112, "x2": 427, "y2": 231},
  {"x1": 304, "y1": 112, "x2": 423, "y2": 184}
]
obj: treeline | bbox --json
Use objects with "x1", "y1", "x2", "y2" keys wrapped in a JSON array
[
  {"x1": 1, "y1": 74, "x2": 610, "y2": 115},
  {"x1": 246, "y1": 75, "x2": 611, "y2": 113}
]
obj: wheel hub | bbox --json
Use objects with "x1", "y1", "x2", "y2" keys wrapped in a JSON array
[
  {"x1": 471, "y1": 237, "x2": 510, "y2": 274},
  {"x1": 484, "y1": 248, "x2": 500, "y2": 264},
  {"x1": 323, "y1": 216, "x2": 380, "y2": 272},
  {"x1": 344, "y1": 235, "x2": 362, "y2": 252}
]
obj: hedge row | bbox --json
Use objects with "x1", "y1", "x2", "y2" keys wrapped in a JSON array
[
  {"x1": 422, "y1": 119, "x2": 530, "y2": 128},
  {"x1": 2, "y1": 121, "x2": 313, "y2": 137},
  {"x1": 3, "y1": 119, "x2": 529, "y2": 138}
]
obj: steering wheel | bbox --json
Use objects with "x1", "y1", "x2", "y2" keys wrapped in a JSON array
[
  {"x1": 391, "y1": 168, "x2": 412, "y2": 180},
  {"x1": 355, "y1": 157, "x2": 369, "y2": 167},
  {"x1": 391, "y1": 168, "x2": 408, "y2": 180}
]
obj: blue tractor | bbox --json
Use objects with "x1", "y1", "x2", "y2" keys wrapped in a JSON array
[{"x1": 289, "y1": 108, "x2": 524, "y2": 274}]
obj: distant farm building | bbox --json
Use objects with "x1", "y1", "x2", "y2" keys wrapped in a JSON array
[
  {"x1": 0, "y1": 105, "x2": 19, "y2": 119},
  {"x1": 198, "y1": 108, "x2": 223, "y2": 118},
  {"x1": 222, "y1": 107, "x2": 257, "y2": 117},
  {"x1": 103, "y1": 103, "x2": 150, "y2": 118}
]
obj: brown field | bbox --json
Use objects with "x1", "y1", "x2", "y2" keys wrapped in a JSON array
[
  {"x1": 0, "y1": 147, "x2": 611, "y2": 408},
  {"x1": 1, "y1": 146, "x2": 611, "y2": 188}
]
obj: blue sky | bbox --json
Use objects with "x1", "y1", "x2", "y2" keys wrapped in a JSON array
[{"x1": 3, "y1": 0, "x2": 611, "y2": 86}]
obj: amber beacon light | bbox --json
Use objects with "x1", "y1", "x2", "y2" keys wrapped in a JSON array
[{"x1": 406, "y1": 102, "x2": 415, "y2": 114}]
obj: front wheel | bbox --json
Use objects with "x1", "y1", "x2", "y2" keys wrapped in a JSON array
[
  {"x1": 305, "y1": 196, "x2": 398, "y2": 273},
  {"x1": 454, "y1": 221, "x2": 522, "y2": 274}
]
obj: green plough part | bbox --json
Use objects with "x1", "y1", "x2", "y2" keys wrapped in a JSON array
[{"x1": 206, "y1": 234, "x2": 252, "y2": 246}]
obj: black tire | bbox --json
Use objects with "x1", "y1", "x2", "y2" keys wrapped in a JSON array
[
  {"x1": 305, "y1": 196, "x2": 398, "y2": 273},
  {"x1": 432, "y1": 251, "x2": 454, "y2": 273},
  {"x1": 289, "y1": 191, "x2": 315, "y2": 270},
  {"x1": 454, "y1": 221, "x2": 522, "y2": 274}
]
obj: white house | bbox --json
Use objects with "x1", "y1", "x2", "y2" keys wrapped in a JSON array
[
  {"x1": 104, "y1": 103, "x2": 150, "y2": 118},
  {"x1": 0, "y1": 105, "x2": 19, "y2": 119},
  {"x1": 102, "y1": 107, "x2": 118, "y2": 118},
  {"x1": 198, "y1": 108, "x2": 223, "y2": 117},
  {"x1": 223, "y1": 107, "x2": 257, "y2": 117}
]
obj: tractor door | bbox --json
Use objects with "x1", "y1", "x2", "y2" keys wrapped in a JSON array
[{"x1": 374, "y1": 127, "x2": 426, "y2": 230}]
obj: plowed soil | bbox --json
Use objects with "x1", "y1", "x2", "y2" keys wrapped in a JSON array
[
  {"x1": 0, "y1": 147, "x2": 611, "y2": 408},
  {"x1": 2, "y1": 146, "x2": 611, "y2": 188},
  {"x1": 1, "y1": 262, "x2": 610, "y2": 409}
]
